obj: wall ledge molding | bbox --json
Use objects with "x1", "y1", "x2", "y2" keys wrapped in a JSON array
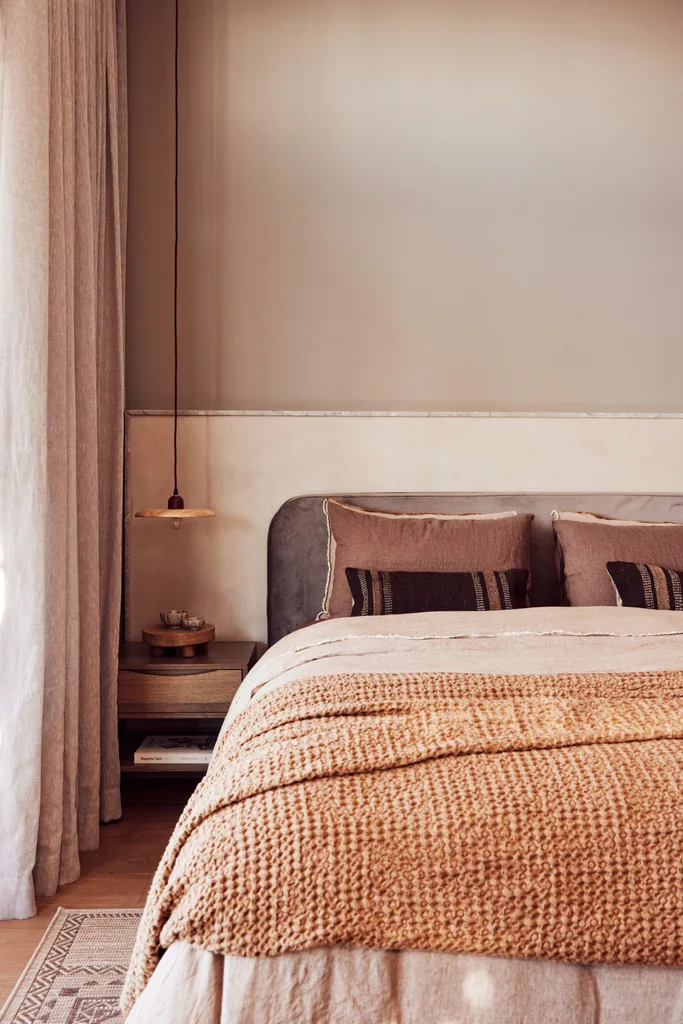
[{"x1": 126, "y1": 410, "x2": 683, "y2": 420}]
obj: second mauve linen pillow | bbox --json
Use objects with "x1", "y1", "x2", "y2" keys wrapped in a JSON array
[{"x1": 553, "y1": 511, "x2": 683, "y2": 606}]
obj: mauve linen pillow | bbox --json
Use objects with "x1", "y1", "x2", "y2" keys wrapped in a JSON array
[
  {"x1": 321, "y1": 499, "x2": 533, "y2": 620},
  {"x1": 552, "y1": 511, "x2": 683, "y2": 606}
]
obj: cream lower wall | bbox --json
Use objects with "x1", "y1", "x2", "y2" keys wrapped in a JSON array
[{"x1": 126, "y1": 413, "x2": 683, "y2": 644}]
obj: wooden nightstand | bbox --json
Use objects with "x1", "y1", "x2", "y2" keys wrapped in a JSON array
[{"x1": 118, "y1": 641, "x2": 257, "y2": 775}]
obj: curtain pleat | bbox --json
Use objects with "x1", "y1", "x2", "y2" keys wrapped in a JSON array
[
  {"x1": 99, "y1": 0, "x2": 128, "y2": 825},
  {"x1": 0, "y1": 0, "x2": 127, "y2": 915}
]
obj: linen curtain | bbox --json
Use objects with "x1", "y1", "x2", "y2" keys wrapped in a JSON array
[{"x1": 0, "y1": 0, "x2": 127, "y2": 918}]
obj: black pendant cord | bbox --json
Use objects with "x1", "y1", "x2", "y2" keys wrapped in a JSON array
[{"x1": 173, "y1": 0, "x2": 180, "y2": 498}]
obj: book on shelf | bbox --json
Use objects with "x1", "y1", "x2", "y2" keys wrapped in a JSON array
[{"x1": 134, "y1": 735, "x2": 216, "y2": 765}]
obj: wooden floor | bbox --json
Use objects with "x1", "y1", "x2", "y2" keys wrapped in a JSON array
[{"x1": 0, "y1": 777, "x2": 196, "y2": 1008}]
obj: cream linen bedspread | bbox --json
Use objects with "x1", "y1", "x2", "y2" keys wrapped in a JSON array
[{"x1": 125, "y1": 607, "x2": 683, "y2": 1024}]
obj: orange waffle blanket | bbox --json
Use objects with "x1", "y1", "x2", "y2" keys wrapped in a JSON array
[{"x1": 122, "y1": 671, "x2": 683, "y2": 1015}]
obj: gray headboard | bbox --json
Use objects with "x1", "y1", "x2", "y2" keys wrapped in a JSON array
[{"x1": 267, "y1": 493, "x2": 683, "y2": 646}]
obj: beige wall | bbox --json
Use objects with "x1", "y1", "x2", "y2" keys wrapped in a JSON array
[{"x1": 126, "y1": 0, "x2": 683, "y2": 412}]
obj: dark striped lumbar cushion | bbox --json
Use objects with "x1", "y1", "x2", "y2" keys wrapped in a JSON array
[
  {"x1": 345, "y1": 567, "x2": 529, "y2": 617},
  {"x1": 607, "y1": 561, "x2": 683, "y2": 610}
]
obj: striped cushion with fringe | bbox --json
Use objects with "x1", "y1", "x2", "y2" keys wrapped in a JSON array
[
  {"x1": 345, "y1": 567, "x2": 528, "y2": 617},
  {"x1": 607, "y1": 561, "x2": 683, "y2": 611}
]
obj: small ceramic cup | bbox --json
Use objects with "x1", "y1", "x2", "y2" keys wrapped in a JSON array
[
  {"x1": 182, "y1": 615, "x2": 205, "y2": 630},
  {"x1": 160, "y1": 609, "x2": 186, "y2": 629}
]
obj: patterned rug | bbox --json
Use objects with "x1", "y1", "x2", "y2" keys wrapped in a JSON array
[{"x1": 1, "y1": 909, "x2": 141, "y2": 1024}]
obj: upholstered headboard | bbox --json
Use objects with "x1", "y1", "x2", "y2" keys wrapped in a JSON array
[{"x1": 266, "y1": 493, "x2": 683, "y2": 645}]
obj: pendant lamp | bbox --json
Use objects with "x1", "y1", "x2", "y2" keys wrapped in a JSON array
[{"x1": 135, "y1": 0, "x2": 215, "y2": 531}]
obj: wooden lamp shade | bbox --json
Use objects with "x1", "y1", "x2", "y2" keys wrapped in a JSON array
[{"x1": 135, "y1": 496, "x2": 216, "y2": 530}]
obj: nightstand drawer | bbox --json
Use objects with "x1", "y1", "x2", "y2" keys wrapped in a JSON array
[{"x1": 118, "y1": 670, "x2": 243, "y2": 718}]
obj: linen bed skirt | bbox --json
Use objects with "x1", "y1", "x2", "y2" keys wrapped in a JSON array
[{"x1": 127, "y1": 941, "x2": 683, "y2": 1024}]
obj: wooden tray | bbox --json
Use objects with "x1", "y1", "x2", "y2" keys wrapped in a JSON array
[{"x1": 142, "y1": 623, "x2": 216, "y2": 658}]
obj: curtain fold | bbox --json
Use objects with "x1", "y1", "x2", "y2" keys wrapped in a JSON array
[{"x1": 0, "y1": 0, "x2": 127, "y2": 918}]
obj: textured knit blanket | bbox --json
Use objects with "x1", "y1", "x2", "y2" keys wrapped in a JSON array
[{"x1": 121, "y1": 670, "x2": 683, "y2": 1015}]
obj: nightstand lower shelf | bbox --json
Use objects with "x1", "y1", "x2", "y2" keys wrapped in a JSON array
[{"x1": 120, "y1": 756, "x2": 209, "y2": 775}]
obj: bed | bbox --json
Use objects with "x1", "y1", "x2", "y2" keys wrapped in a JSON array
[{"x1": 123, "y1": 493, "x2": 683, "y2": 1024}]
